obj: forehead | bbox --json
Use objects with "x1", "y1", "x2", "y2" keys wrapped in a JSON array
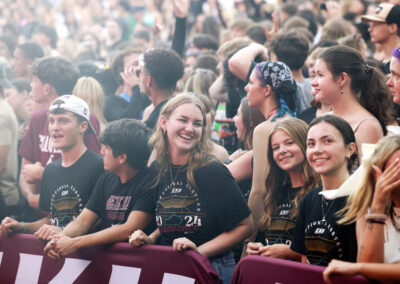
[
  {"x1": 48, "y1": 110, "x2": 77, "y2": 120},
  {"x1": 271, "y1": 129, "x2": 291, "y2": 142},
  {"x1": 170, "y1": 103, "x2": 203, "y2": 119},
  {"x1": 250, "y1": 69, "x2": 262, "y2": 83},
  {"x1": 124, "y1": 53, "x2": 140, "y2": 66},
  {"x1": 386, "y1": 149, "x2": 400, "y2": 167},
  {"x1": 307, "y1": 122, "x2": 342, "y2": 139},
  {"x1": 315, "y1": 59, "x2": 329, "y2": 71},
  {"x1": 390, "y1": 57, "x2": 400, "y2": 73}
]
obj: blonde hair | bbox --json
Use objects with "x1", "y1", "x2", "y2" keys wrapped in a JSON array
[
  {"x1": 72, "y1": 77, "x2": 107, "y2": 132},
  {"x1": 217, "y1": 37, "x2": 252, "y2": 57},
  {"x1": 261, "y1": 117, "x2": 318, "y2": 228},
  {"x1": 320, "y1": 18, "x2": 353, "y2": 42},
  {"x1": 339, "y1": 135, "x2": 400, "y2": 224},
  {"x1": 149, "y1": 93, "x2": 215, "y2": 188}
]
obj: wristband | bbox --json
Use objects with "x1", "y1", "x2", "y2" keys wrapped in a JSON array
[
  {"x1": 365, "y1": 209, "x2": 387, "y2": 224},
  {"x1": 21, "y1": 222, "x2": 27, "y2": 233},
  {"x1": 366, "y1": 219, "x2": 386, "y2": 224}
]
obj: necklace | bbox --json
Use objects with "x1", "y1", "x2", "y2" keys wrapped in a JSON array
[
  {"x1": 266, "y1": 107, "x2": 278, "y2": 121},
  {"x1": 169, "y1": 164, "x2": 185, "y2": 186},
  {"x1": 321, "y1": 195, "x2": 335, "y2": 223}
]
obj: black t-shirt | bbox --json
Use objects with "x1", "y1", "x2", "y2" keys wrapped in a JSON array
[
  {"x1": 39, "y1": 150, "x2": 104, "y2": 227},
  {"x1": 144, "y1": 99, "x2": 169, "y2": 130},
  {"x1": 258, "y1": 185, "x2": 301, "y2": 247},
  {"x1": 290, "y1": 187, "x2": 357, "y2": 266},
  {"x1": 85, "y1": 169, "x2": 155, "y2": 232},
  {"x1": 298, "y1": 106, "x2": 317, "y2": 125},
  {"x1": 143, "y1": 161, "x2": 251, "y2": 247}
]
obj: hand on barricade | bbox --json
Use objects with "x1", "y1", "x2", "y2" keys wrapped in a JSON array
[
  {"x1": 44, "y1": 235, "x2": 62, "y2": 260},
  {"x1": 258, "y1": 243, "x2": 291, "y2": 258},
  {"x1": 246, "y1": 242, "x2": 263, "y2": 255},
  {"x1": 173, "y1": 237, "x2": 198, "y2": 253},
  {"x1": 0, "y1": 217, "x2": 23, "y2": 236},
  {"x1": 323, "y1": 259, "x2": 359, "y2": 284},
  {"x1": 129, "y1": 230, "x2": 152, "y2": 247},
  {"x1": 46, "y1": 234, "x2": 77, "y2": 259},
  {"x1": 34, "y1": 224, "x2": 62, "y2": 241}
]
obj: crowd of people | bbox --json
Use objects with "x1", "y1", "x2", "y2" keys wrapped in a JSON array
[{"x1": 0, "y1": 0, "x2": 400, "y2": 283}]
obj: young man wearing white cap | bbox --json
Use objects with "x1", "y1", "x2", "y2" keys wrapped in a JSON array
[
  {"x1": 18, "y1": 57, "x2": 100, "y2": 214},
  {"x1": 1, "y1": 95, "x2": 104, "y2": 239},
  {"x1": 361, "y1": 3, "x2": 400, "y2": 73}
]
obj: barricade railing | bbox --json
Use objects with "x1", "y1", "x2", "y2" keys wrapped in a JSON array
[
  {"x1": 232, "y1": 255, "x2": 371, "y2": 284},
  {"x1": 0, "y1": 233, "x2": 220, "y2": 284}
]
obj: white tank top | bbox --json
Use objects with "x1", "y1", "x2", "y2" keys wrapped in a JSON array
[{"x1": 384, "y1": 207, "x2": 400, "y2": 263}]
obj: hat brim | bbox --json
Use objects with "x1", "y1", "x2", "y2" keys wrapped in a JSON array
[
  {"x1": 361, "y1": 15, "x2": 386, "y2": 23},
  {"x1": 86, "y1": 120, "x2": 97, "y2": 135}
]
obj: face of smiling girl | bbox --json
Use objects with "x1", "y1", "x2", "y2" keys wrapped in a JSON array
[
  {"x1": 163, "y1": 103, "x2": 204, "y2": 159},
  {"x1": 306, "y1": 122, "x2": 350, "y2": 176},
  {"x1": 271, "y1": 129, "x2": 304, "y2": 173}
]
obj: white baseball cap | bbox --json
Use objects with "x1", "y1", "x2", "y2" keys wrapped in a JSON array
[{"x1": 49, "y1": 95, "x2": 96, "y2": 134}]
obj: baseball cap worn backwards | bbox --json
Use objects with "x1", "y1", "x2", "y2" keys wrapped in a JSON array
[
  {"x1": 361, "y1": 3, "x2": 400, "y2": 26},
  {"x1": 49, "y1": 95, "x2": 96, "y2": 134}
]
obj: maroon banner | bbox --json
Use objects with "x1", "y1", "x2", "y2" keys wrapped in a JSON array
[
  {"x1": 0, "y1": 234, "x2": 221, "y2": 284},
  {"x1": 232, "y1": 255, "x2": 371, "y2": 284}
]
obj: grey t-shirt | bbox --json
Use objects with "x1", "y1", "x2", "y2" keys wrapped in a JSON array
[{"x1": 295, "y1": 79, "x2": 313, "y2": 114}]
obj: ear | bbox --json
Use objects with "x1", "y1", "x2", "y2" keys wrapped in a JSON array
[
  {"x1": 338, "y1": 72, "x2": 349, "y2": 89},
  {"x1": 146, "y1": 74, "x2": 152, "y2": 88},
  {"x1": 264, "y1": 85, "x2": 272, "y2": 97},
  {"x1": 79, "y1": 121, "x2": 89, "y2": 134},
  {"x1": 388, "y1": 23, "x2": 397, "y2": 35},
  {"x1": 345, "y1": 142, "x2": 356, "y2": 158},
  {"x1": 159, "y1": 115, "x2": 167, "y2": 131},
  {"x1": 119, "y1": 153, "x2": 128, "y2": 165},
  {"x1": 43, "y1": 83, "x2": 51, "y2": 96}
]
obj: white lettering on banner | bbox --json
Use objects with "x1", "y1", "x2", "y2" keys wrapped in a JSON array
[
  {"x1": 49, "y1": 258, "x2": 91, "y2": 284},
  {"x1": 109, "y1": 265, "x2": 141, "y2": 284},
  {"x1": 162, "y1": 273, "x2": 195, "y2": 284},
  {"x1": 15, "y1": 253, "x2": 43, "y2": 284}
]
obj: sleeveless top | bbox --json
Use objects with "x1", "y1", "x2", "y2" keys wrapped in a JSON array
[{"x1": 352, "y1": 116, "x2": 378, "y2": 133}]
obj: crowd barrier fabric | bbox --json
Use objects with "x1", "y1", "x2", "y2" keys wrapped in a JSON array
[
  {"x1": 232, "y1": 255, "x2": 372, "y2": 284},
  {"x1": 0, "y1": 234, "x2": 221, "y2": 284}
]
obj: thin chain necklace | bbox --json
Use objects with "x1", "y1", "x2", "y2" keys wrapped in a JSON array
[
  {"x1": 169, "y1": 164, "x2": 185, "y2": 186},
  {"x1": 321, "y1": 195, "x2": 335, "y2": 223}
]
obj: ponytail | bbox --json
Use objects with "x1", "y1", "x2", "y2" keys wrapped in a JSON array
[{"x1": 360, "y1": 66, "x2": 394, "y2": 135}]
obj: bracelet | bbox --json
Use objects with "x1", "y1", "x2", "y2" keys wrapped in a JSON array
[
  {"x1": 366, "y1": 219, "x2": 386, "y2": 225},
  {"x1": 365, "y1": 212, "x2": 387, "y2": 224},
  {"x1": 21, "y1": 222, "x2": 27, "y2": 233}
]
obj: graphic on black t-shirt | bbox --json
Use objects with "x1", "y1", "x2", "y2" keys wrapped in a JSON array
[
  {"x1": 264, "y1": 202, "x2": 296, "y2": 246},
  {"x1": 50, "y1": 184, "x2": 84, "y2": 227},
  {"x1": 262, "y1": 187, "x2": 300, "y2": 247},
  {"x1": 304, "y1": 219, "x2": 344, "y2": 266},
  {"x1": 156, "y1": 180, "x2": 205, "y2": 233},
  {"x1": 105, "y1": 195, "x2": 132, "y2": 222}
]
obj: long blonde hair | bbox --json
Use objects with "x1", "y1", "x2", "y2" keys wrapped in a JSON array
[
  {"x1": 149, "y1": 93, "x2": 215, "y2": 188},
  {"x1": 339, "y1": 135, "x2": 400, "y2": 224},
  {"x1": 72, "y1": 77, "x2": 107, "y2": 132},
  {"x1": 261, "y1": 117, "x2": 318, "y2": 228}
]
